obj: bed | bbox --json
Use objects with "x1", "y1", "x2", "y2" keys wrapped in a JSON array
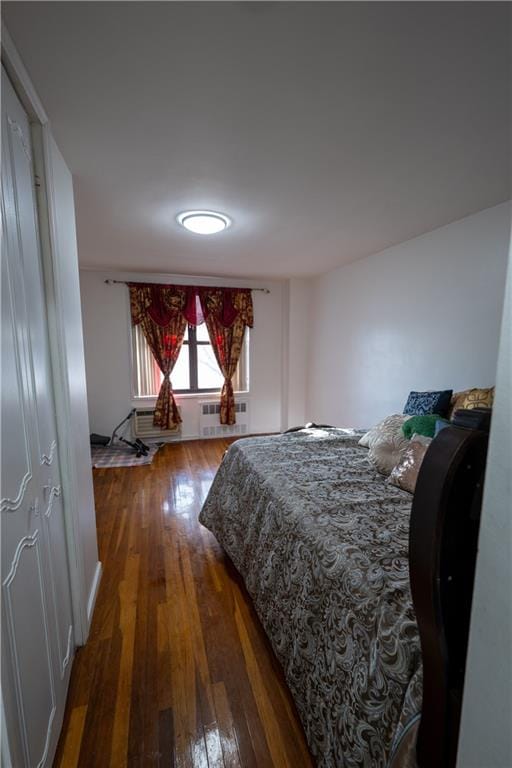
[{"x1": 199, "y1": 428, "x2": 422, "y2": 768}]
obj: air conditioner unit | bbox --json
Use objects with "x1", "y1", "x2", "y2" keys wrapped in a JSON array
[
  {"x1": 133, "y1": 408, "x2": 182, "y2": 440},
  {"x1": 199, "y1": 399, "x2": 249, "y2": 438}
]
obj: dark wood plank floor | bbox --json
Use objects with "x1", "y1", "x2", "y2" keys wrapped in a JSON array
[{"x1": 54, "y1": 439, "x2": 314, "y2": 768}]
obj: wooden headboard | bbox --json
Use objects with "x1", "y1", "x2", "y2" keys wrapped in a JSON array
[{"x1": 409, "y1": 423, "x2": 490, "y2": 768}]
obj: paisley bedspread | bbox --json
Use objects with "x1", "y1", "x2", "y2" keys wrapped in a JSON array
[{"x1": 199, "y1": 428, "x2": 422, "y2": 768}]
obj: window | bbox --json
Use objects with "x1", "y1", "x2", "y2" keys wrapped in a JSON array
[{"x1": 132, "y1": 323, "x2": 249, "y2": 397}]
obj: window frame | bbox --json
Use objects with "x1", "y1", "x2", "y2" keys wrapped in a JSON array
[{"x1": 131, "y1": 323, "x2": 249, "y2": 399}]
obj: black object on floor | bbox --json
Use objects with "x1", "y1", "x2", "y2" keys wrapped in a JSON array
[
  {"x1": 90, "y1": 433, "x2": 110, "y2": 446},
  {"x1": 111, "y1": 409, "x2": 150, "y2": 457},
  {"x1": 90, "y1": 409, "x2": 152, "y2": 458}
]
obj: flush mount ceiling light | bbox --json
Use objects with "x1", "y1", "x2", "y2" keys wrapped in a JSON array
[{"x1": 177, "y1": 210, "x2": 231, "y2": 235}]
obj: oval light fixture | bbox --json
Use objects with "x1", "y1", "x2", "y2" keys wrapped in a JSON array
[{"x1": 177, "y1": 210, "x2": 231, "y2": 235}]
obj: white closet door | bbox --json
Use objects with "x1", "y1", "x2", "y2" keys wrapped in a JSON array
[{"x1": 1, "y1": 67, "x2": 74, "y2": 767}]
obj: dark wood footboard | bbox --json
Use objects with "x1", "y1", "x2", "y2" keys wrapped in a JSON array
[{"x1": 409, "y1": 423, "x2": 490, "y2": 768}]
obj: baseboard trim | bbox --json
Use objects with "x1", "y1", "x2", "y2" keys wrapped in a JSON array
[
  {"x1": 165, "y1": 430, "x2": 279, "y2": 443},
  {"x1": 86, "y1": 561, "x2": 102, "y2": 626}
]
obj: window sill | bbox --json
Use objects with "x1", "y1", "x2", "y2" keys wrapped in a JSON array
[{"x1": 132, "y1": 390, "x2": 250, "y2": 403}]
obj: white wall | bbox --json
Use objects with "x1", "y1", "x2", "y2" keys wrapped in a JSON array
[
  {"x1": 307, "y1": 202, "x2": 512, "y2": 428},
  {"x1": 281, "y1": 278, "x2": 312, "y2": 428},
  {"x1": 79, "y1": 271, "x2": 285, "y2": 438},
  {"x1": 457, "y1": 237, "x2": 512, "y2": 768}
]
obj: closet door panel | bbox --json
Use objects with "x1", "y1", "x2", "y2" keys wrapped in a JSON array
[
  {"x1": 1, "y1": 239, "x2": 56, "y2": 767},
  {"x1": 5, "y1": 62, "x2": 58, "y2": 468},
  {"x1": 41, "y1": 489, "x2": 74, "y2": 678},
  {"x1": 2, "y1": 531, "x2": 56, "y2": 767},
  {"x1": 0, "y1": 138, "x2": 33, "y2": 522}
]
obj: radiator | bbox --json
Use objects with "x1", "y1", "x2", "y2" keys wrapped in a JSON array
[
  {"x1": 133, "y1": 407, "x2": 182, "y2": 440},
  {"x1": 198, "y1": 399, "x2": 249, "y2": 438}
]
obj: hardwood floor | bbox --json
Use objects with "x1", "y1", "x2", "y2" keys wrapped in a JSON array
[{"x1": 54, "y1": 439, "x2": 314, "y2": 768}]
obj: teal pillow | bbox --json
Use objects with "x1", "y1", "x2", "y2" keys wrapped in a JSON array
[
  {"x1": 434, "y1": 419, "x2": 450, "y2": 437},
  {"x1": 402, "y1": 414, "x2": 448, "y2": 439}
]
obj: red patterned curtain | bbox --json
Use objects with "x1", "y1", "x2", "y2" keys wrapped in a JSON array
[
  {"x1": 128, "y1": 284, "x2": 190, "y2": 428},
  {"x1": 199, "y1": 288, "x2": 253, "y2": 425},
  {"x1": 128, "y1": 283, "x2": 254, "y2": 428}
]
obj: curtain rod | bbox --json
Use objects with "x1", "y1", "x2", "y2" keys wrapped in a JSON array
[{"x1": 104, "y1": 278, "x2": 270, "y2": 294}]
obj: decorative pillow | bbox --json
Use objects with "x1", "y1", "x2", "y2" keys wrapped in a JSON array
[
  {"x1": 358, "y1": 414, "x2": 410, "y2": 448},
  {"x1": 448, "y1": 390, "x2": 467, "y2": 419},
  {"x1": 448, "y1": 387, "x2": 494, "y2": 418},
  {"x1": 402, "y1": 414, "x2": 448, "y2": 440},
  {"x1": 367, "y1": 431, "x2": 410, "y2": 476},
  {"x1": 434, "y1": 419, "x2": 450, "y2": 437},
  {"x1": 409, "y1": 432, "x2": 432, "y2": 445},
  {"x1": 403, "y1": 390, "x2": 452, "y2": 417},
  {"x1": 387, "y1": 436, "x2": 432, "y2": 494},
  {"x1": 456, "y1": 387, "x2": 494, "y2": 412}
]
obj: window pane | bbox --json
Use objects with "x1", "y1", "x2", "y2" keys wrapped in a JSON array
[
  {"x1": 172, "y1": 346, "x2": 190, "y2": 390},
  {"x1": 197, "y1": 345, "x2": 224, "y2": 390},
  {"x1": 183, "y1": 325, "x2": 189, "y2": 341},
  {"x1": 235, "y1": 331, "x2": 248, "y2": 391},
  {"x1": 196, "y1": 322, "x2": 209, "y2": 342}
]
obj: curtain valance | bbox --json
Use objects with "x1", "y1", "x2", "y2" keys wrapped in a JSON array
[{"x1": 128, "y1": 283, "x2": 253, "y2": 329}]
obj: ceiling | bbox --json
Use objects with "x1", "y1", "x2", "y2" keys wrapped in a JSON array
[{"x1": 3, "y1": 1, "x2": 511, "y2": 279}]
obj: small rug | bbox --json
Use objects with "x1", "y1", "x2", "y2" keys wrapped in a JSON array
[{"x1": 91, "y1": 443, "x2": 162, "y2": 469}]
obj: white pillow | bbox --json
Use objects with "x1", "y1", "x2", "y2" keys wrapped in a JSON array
[
  {"x1": 367, "y1": 431, "x2": 410, "y2": 476},
  {"x1": 358, "y1": 414, "x2": 410, "y2": 448},
  {"x1": 409, "y1": 432, "x2": 432, "y2": 446}
]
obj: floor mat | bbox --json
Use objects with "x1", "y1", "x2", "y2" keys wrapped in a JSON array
[{"x1": 91, "y1": 442, "x2": 162, "y2": 468}]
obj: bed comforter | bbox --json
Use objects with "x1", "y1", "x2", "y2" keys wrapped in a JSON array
[{"x1": 199, "y1": 428, "x2": 422, "y2": 768}]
